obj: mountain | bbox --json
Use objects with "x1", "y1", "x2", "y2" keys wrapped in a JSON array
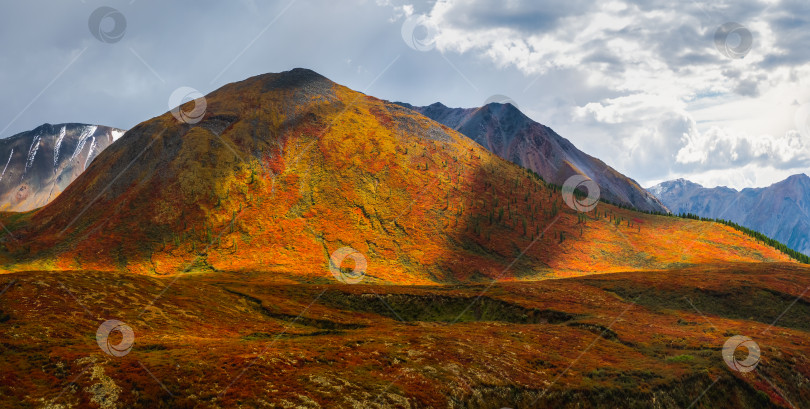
[
  {"x1": 396, "y1": 102, "x2": 668, "y2": 213},
  {"x1": 648, "y1": 174, "x2": 810, "y2": 256},
  {"x1": 0, "y1": 123, "x2": 125, "y2": 212},
  {"x1": 0, "y1": 68, "x2": 791, "y2": 278},
  {"x1": 0, "y1": 68, "x2": 806, "y2": 408}
]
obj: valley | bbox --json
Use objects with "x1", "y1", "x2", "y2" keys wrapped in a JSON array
[{"x1": 1, "y1": 263, "x2": 808, "y2": 408}]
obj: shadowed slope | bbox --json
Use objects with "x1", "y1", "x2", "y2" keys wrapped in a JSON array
[{"x1": 399, "y1": 102, "x2": 668, "y2": 213}]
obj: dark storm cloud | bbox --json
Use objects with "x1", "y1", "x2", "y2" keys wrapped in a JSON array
[{"x1": 435, "y1": 0, "x2": 594, "y2": 33}]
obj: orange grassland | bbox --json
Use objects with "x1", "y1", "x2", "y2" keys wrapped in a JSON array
[{"x1": 1, "y1": 263, "x2": 809, "y2": 408}]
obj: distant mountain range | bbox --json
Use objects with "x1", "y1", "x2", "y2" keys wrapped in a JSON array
[
  {"x1": 648, "y1": 174, "x2": 810, "y2": 256},
  {"x1": 397, "y1": 102, "x2": 668, "y2": 213},
  {"x1": 0, "y1": 123, "x2": 125, "y2": 211}
]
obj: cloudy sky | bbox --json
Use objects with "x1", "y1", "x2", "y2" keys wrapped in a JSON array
[{"x1": 1, "y1": 0, "x2": 809, "y2": 189}]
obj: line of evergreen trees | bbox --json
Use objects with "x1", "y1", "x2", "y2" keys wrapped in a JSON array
[
  {"x1": 596, "y1": 199, "x2": 805, "y2": 262},
  {"x1": 518, "y1": 167, "x2": 808, "y2": 264},
  {"x1": 674, "y1": 213, "x2": 810, "y2": 264},
  {"x1": 573, "y1": 195, "x2": 809, "y2": 264}
]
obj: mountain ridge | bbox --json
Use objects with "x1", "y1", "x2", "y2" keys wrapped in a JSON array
[
  {"x1": 396, "y1": 101, "x2": 668, "y2": 213},
  {"x1": 0, "y1": 122, "x2": 125, "y2": 212}
]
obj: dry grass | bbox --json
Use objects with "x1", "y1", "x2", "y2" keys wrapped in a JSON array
[{"x1": 0, "y1": 263, "x2": 808, "y2": 408}]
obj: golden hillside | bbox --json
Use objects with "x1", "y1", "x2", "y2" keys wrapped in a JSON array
[{"x1": 0, "y1": 69, "x2": 792, "y2": 281}]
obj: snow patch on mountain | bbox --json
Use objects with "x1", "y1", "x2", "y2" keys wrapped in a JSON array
[
  {"x1": 54, "y1": 125, "x2": 66, "y2": 167},
  {"x1": 71, "y1": 125, "x2": 97, "y2": 161},
  {"x1": 83, "y1": 137, "x2": 97, "y2": 170},
  {"x1": 111, "y1": 129, "x2": 125, "y2": 141},
  {"x1": 26, "y1": 133, "x2": 42, "y2": 170}
]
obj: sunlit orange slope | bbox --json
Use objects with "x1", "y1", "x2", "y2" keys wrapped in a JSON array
[{"x1": 0, "y1": 69, "x2": 792, "y2": 282}]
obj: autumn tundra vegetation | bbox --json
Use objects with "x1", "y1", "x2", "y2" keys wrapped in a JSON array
[{"x1": 0, "y1": 69, "x2": 808, "y2": 408}]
